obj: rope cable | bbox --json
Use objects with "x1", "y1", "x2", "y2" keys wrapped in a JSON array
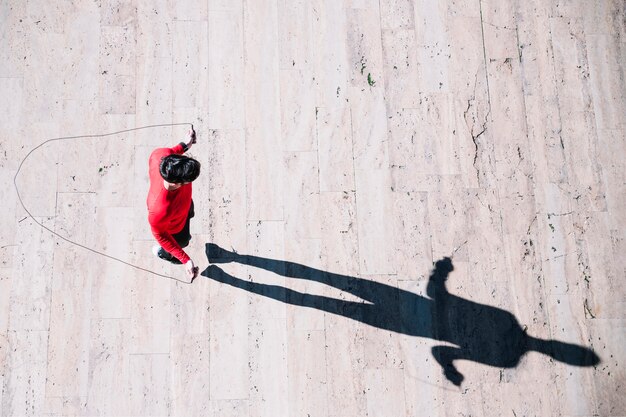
[{"x1": 13, "y1": 122, "x2": 195, "y2": 284}]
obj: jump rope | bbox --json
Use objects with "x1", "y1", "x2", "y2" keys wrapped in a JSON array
[
  {"x1": 13, "y1": 122, "x2": 195, "y2": 284},
  {"x1": 14, "y1": 121, "x2": 469, "y2": 286}
]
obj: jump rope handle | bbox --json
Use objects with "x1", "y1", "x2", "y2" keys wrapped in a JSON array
[{"x1": 190, "y1": 124, "x2": 197, "y2": 144}]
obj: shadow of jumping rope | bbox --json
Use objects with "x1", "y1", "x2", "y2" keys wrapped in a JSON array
[{"x1": 13, "y1": 122, "x2": 193, "y2": 284}]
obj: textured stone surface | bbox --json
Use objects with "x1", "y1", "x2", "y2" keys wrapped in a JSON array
[{"x1": 1, "y1": 0, "x2": 624, "y2": 415}]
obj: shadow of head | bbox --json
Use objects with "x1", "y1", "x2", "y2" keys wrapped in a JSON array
[{"x1": 434, "y1": 257, "x2": 454, "y2": 275}]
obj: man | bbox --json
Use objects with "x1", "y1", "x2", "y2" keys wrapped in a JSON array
[{"x1": 147, "y1": 129, "x2": 201, "y2": 280}]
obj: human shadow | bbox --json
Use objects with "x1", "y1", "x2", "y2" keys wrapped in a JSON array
[{"x1": 200, "y1": 243, "x2": 600, "y2": 386}]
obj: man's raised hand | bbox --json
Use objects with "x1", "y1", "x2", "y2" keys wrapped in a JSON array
[{"x1": 186, "y1": 259, "x2": 199, "y2": 282}]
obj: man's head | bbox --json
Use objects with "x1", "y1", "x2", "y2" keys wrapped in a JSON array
[{"x1": 160, "y1": 154, "x2": 201, "y2": 184}]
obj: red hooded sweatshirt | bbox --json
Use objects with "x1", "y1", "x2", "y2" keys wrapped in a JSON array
[{"x1": 146, "y1": 144, "x2": 192, "y2": 264}]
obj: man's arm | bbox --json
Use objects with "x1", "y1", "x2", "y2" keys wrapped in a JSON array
[
  {"x1": 151, "y1": 227, "x2": 191, "y2": 264},
  {"x1": 173, "y1": 129, "x2": 197, "y2": 154}
]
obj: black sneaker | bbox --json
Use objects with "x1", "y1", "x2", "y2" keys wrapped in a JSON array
[{"x1": 152, "y1": 245, "x2": 182, "y2": 264}]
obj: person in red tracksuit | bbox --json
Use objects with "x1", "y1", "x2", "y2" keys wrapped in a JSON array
[{"x1": 147, "y1": 129, "x2": 201, "y2": 280}]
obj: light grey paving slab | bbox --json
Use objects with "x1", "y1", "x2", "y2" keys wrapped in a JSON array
[
  {"x1": 172, "y1": 0, "x2": 208, "y2": 20},
  {"x1": 396, "y1": 280, "x2": 440, "y2": 417},
  {"x1": 8, "y1": 217, "x2": 55, "y2": 332},
  {"x1": 575, "y1": 211, "x2": 623, "y2": 320},
  {"x1": 61, "y1": 4, "x2": 99, "y2": 102},
  {"x1": 208, "y1": 7, "x2": 244, "y2": 129},
  {"x1": 53, "y1": 192, "x2": 97, "y2": 248},
  {"x1": 413, "y1": 0, "x2": 451, "y2": 93},
  {"x1": 320, "y1": 191, "x2": 360, "y2": 276},
  {"x1": 90, "y1": 207, "x2": 133, "y2": 319},
  {"x1": 324, "y1": 314, "x2": 366, "y2": 417},
  {"x1": 287, "y1": 329, "x2": 328, "y2": 417},
  {"x1": 362, "y1": 275, "x2": 404, "y2": 369},
  {"x1": 464, "y1": 187, "x2": 508, "y2": 283},
  {"x1": 46, "y1": 246, "x2": 93, "y2": 398},
  {"x1": 316, "y1": 106, "x2": 355, "y2": 193},
  {"x1": 137, "y1": 0, "x2": 172, "y2": 21},
  {"x1": 364, "y1": 368, "x2": 407, "y2": 417},
  {"x1": 131, "y1": 145, "x2": 155, "y2": 241},
  {"x1": 244, "y1": 120, "x2": 286, "y2": 219},
  {"x1": 347, "y1": 86, "x2": 390, "y2": 171},
  {"x1": 587, "y1": 319, "x2": 626, "y2": 416},
  {"x1": 170, "y1": 265, "x2": 211, "y2": 336},
  {"x1": 536, "y1": 182, "x2": 579, "y2": 296},
  {"x1": 393, "y1": 188, "x2": 433, "y2": 280},
  {"x1": 170, "y1": 334, "x2": 211, "y2": 416},
  {"x1": 0, "y1": 374, "x2": 3, "y2": 417},
  {"x1": 379, "y1": 0, "x2": 414, "y2": 30},
  {"x1": 381, "y1": 28, "x2": 420, "y2": 110},
  {"x1": 99, "y1": 24, "x2": 137, "y2": 75},
  {"x1": 248, "y1": 318, "x2": 289, "y2": 417},
  {"x1": 0, "y1": 78, "x2": 23, "y2": 133},
  {"x1": 243, "y1": 0, "x2": 283, "y2": 222},
  {"x1": 0, "y1": 170, "x2": 18, "y2": 272},
  {"x1": 410, "y1": 94, "x2": 462, "y2": 176},
  {"x1": 136, "y1": 15, "x2": 172, "y2": 59},
  {"x1": 172, "y1": 20, "x2": 209, "y2": 110},
  {"x1": 0, "y1": 268, "x2": 10, "y2": 391},
  {"x1": 93, "y1": 115, "x2": 137, "y2": 207},
  {"x1": 523, "y1": 93, "x2": 569, "y2": 186},
  {"x1": 386, "y1": 109, "x2": 427, "y2": 178},
  {"x1": 21, "y1": 31, "x2": 67, "y2": 124},
  {"x1": 279, "y1": 70, "x2": 317, "y2": 152},
  {"x1": 14, "y1": 122, "x2": 60, "y2": 218},
  {"x1": 424, "y1": 176, "x2": 470, "y2": 262},
  {"x1": 550, "y1": 17, "x2": 607, "y2": 212},
  {"x1": 344, "y1": 7, "x2": 389, "y2": 170},
  {"x1": 101, "y1": 0, "x2": 137, "y2": 26},
  {"x1": 501, "y1": 230, "x2": 551, "y2": 334},
  {"x1": 135, "y1": 54, "x2": 173, "y2": 126},
  {"x1": 55, "y1": 102, "x2": 102, "y2": 195},
  {"x1": 0, "y1": 245, "x2": 15, "y2": 271},
  {"x1": 595, "y1": 127, "x2": 626, "y2": 234},
  {"x1": 129, "y1": 258, "x2": 172, "y2": 354},
  {"x1": 586, "y1": 33, "x2": 625, "y2": 130},
  {"x1": 480, "y1": 380, "x2": 558, "y2": 417},
  {"x1": 129, "y1": 354, "x2": 171, "y2": 416},
  {"x1": 311, "y1": 0, "x2": 350, "y2": 107},
  {"x1": 24, "y1": 1, "x2": 71, "y2": 34},
  {"x1": 210, "y1": 399, "x2": 250, "y2": 417},
  {"x1": 318, "y1": 174, "x2": 366, "y2": 414},
  {"x1": 278, "y1": 0, "x2": 314, "y2": 71},
  {"x1": 246, "y1": 220, "x2": 286, "y2": 319},
  {"x1": 284, "y1": 238, "x2": 326, "y2": 332},
  {"x1": 354, "y1": 168, "x2": 395, "y2": 275},
  {"x1": 1, "y1": 330, "x2": 48, "y2": 417},
  {"x1": 283, "y1": 151, "x2": 322, "y2": 240},
  {"x1": 41, "y1": 395, "x2": 87, "y2": 417},
  {"x1": 0, "y1": 267, "x2": 9, "y2": 317},
  {"x1": 0, "y1": 1, "x2": 27, "y2": 78},
  {"x1": 206, "y1": 129, "x2": 247, "y2": 250},
  {"x1": 45, "y1": 193, "x2": 95, "y2": 400},
  {"x1": 99, "y1": 25, "x2": 136, "y2": 115},
  {"x1": 545, "y1": 294, "x2": 597, "y2": 416},
  {"x1": 85, "y1": 318, "x2": 132, "y2": 416},
  {"x1": 209, "y1": 263, "x2": 249, "y2": 400}
]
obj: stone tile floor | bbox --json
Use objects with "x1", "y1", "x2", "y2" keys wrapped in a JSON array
[{"x1": 0, "y1": 0, "x2": 624, "y2": 415}]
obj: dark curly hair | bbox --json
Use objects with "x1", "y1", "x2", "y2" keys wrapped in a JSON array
[{"x1": 159, "y1": 154, "x2": 201, "y2": 184}]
